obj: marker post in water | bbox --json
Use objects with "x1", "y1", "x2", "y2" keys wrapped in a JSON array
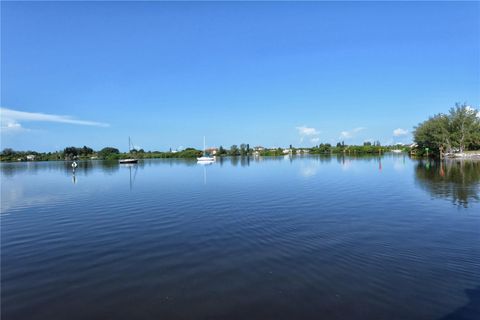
[
  {"x1": 71, "y1": 161, "x2": 78, "y2": 184},
  {"x1": 72, "y1": 161, "x2": 78, "y2": 173}
]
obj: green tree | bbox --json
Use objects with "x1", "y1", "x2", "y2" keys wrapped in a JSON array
[
  {"x1": 229, "y1": 145, "x2": 239, "y2": 156},
  {"x1": 64, "y1": 146, "x2": 78, "y2": 159},
  {"x1": 240, "y1": 143, "x2": 247, "y2": 156},
  {"x1": 1, "y1": 148, "x2": 15, "y2": 157},
  {"x1": 449, "y1": 103, "x2": 480, "y2": 153},
  {"x1": 98, "y1": 147, "x2": 120, "y2": 159},
  {"x1": 414, "y1": 103, "x2": 479, "y2": 156},
  {"x1": 414, "y1": 114, "x2": 451, "y2": 155},
  {"x1": 177, "y1": 148, "x2": 202, "y2": 158},
  {"x1": 218, "y1": 146, "x2": 226, "y2": 156},
  {"x1": 80, "y1": 146, "x2": 94, "y2": 156}
]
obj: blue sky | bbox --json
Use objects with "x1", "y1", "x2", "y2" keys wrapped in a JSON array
[{"x1": 1, "y1": 1, "x2": 479, "y2": 152}]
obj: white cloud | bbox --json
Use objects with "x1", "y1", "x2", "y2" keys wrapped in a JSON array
[
  {"x1": 1, "y1": 107, "x2": 109, "y2": 133},
  {"x1": 340, "y1": 127, "x2": 365, "y2": 139},
  {"x1": 393, "y1": 128, "x2": 409, "y2": 137},
  {"x1": 296, "y1": 125, "x2": 320, "y2": 143},
  {"x1": 0, "y1": 118, "x2": 28, "y2": 134},
  {"x1": 296, "y1": 126, "x2": 320, "y2": 136}
]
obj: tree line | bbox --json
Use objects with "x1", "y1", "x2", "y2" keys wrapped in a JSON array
[
  {"x1": 1, "y1": 142, "x2": 405, "y2": 162},
  {"x1": 413, "y1": 103, "x2": 480, "y2": 157}
]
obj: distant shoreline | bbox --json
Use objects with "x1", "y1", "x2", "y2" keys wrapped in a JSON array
[{"x1": 3, "y1": 152, "x2": 480, "y2": 164}]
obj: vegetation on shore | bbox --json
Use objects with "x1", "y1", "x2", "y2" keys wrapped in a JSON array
[
  {"x1": 0, "y1": 143, "x2": 405, "y2": 162},
  {"x1": 413, "y1": 103, "x2": 480, "y2": 157}
]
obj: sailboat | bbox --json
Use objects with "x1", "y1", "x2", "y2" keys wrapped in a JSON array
[
  {"x1": 197, "y1": 136, "x2": 215, "y2": 163},
  {"x1": 119, "y1": 137, "x2": 139, "y2": 164}
]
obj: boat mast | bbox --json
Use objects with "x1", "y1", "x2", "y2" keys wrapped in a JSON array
[{"x1": 203, "y1": 136, "x2": 206, "y2": 156}]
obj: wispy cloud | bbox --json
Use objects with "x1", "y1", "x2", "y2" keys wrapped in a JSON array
[
  {"x1": 296, "y1": 126, "x2": 320, "y2": 136},
  {"x1": 296, "y1": 125, "x2": 320, "y2": 144},
  {"x1": 340, "y1": 127, "x2": 365, "y2": 139},
  {"x1": 393, "y1": 128, "x2": 408, "y2": 137},
  {"x1": 1, "y1": 107, "x2": 109, "y2": 133}
]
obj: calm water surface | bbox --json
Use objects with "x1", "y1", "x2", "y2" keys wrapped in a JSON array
[{"x1": 1, "y1": 155, "x2": 479, "y2": 320}]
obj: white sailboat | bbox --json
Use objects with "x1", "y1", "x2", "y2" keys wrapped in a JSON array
[
  {"x1": 119, "y1": 137, "x2": 138, "y2": 164},
  {"x1": 197, "y1": 136, "x2": 215, "y2": 163}
]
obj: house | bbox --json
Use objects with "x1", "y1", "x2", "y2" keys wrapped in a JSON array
[
  {"x1": 254, "y1": 146, "x2": 265, "y2": 151},
  {"x1": 26, "y1": 155, "x2": 35, "y2": 161},
  {"x1": 205, "y1": 148, "x2": 218, "y2": 155},
  {"x1": 282, "y1": 149, "x2": 291, "y2": 154}
]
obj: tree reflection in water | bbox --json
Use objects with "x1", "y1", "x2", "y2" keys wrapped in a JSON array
[{"x1": 415, "y1": 160, "x2": 480, "y2": 207}]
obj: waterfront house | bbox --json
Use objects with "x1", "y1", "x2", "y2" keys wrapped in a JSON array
[{"x1": 205, "y1": 148, "x2": 218, "y2": 155}]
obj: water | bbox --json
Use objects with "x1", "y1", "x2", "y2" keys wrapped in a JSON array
[{"x1": 1, "y1": 155, "x2": 479, "y2": 320}]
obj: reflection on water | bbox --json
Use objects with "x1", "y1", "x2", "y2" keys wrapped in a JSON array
[
  {"x1": 121, "y1": 164, "x2": 138, "y2": 190},
  {"x1": 415, "y1": 160, "x2": 480, "y2": 207},
  {"x1": 440, "y1": 286, "x2": 480, "y2": 320},
  {"x1": 0, "y1": 160, "x2": 123, "y2": 177},
  {"x1": 1, "y1": 156, "x2": 479, "y2": 320},
  {"x1": 3, "y1": 156, "x2": 478, "y2": 208}
]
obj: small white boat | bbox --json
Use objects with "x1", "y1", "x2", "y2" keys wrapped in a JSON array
[
  {"x1": 197, "y1": 136, "x2": 215, "y2": 163},
  {"x1": 119, "y1": 158, "x2": 138, "y2": 164},
  {"x1": 197, "y1": 156, "x2": 215, "y2": 163},
  {"x1": 391, "y1": 149, "x2": 403, "y2": 153},
  {"x1": 119, "y1": 137, "x2": 138, "y2": 164}
]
